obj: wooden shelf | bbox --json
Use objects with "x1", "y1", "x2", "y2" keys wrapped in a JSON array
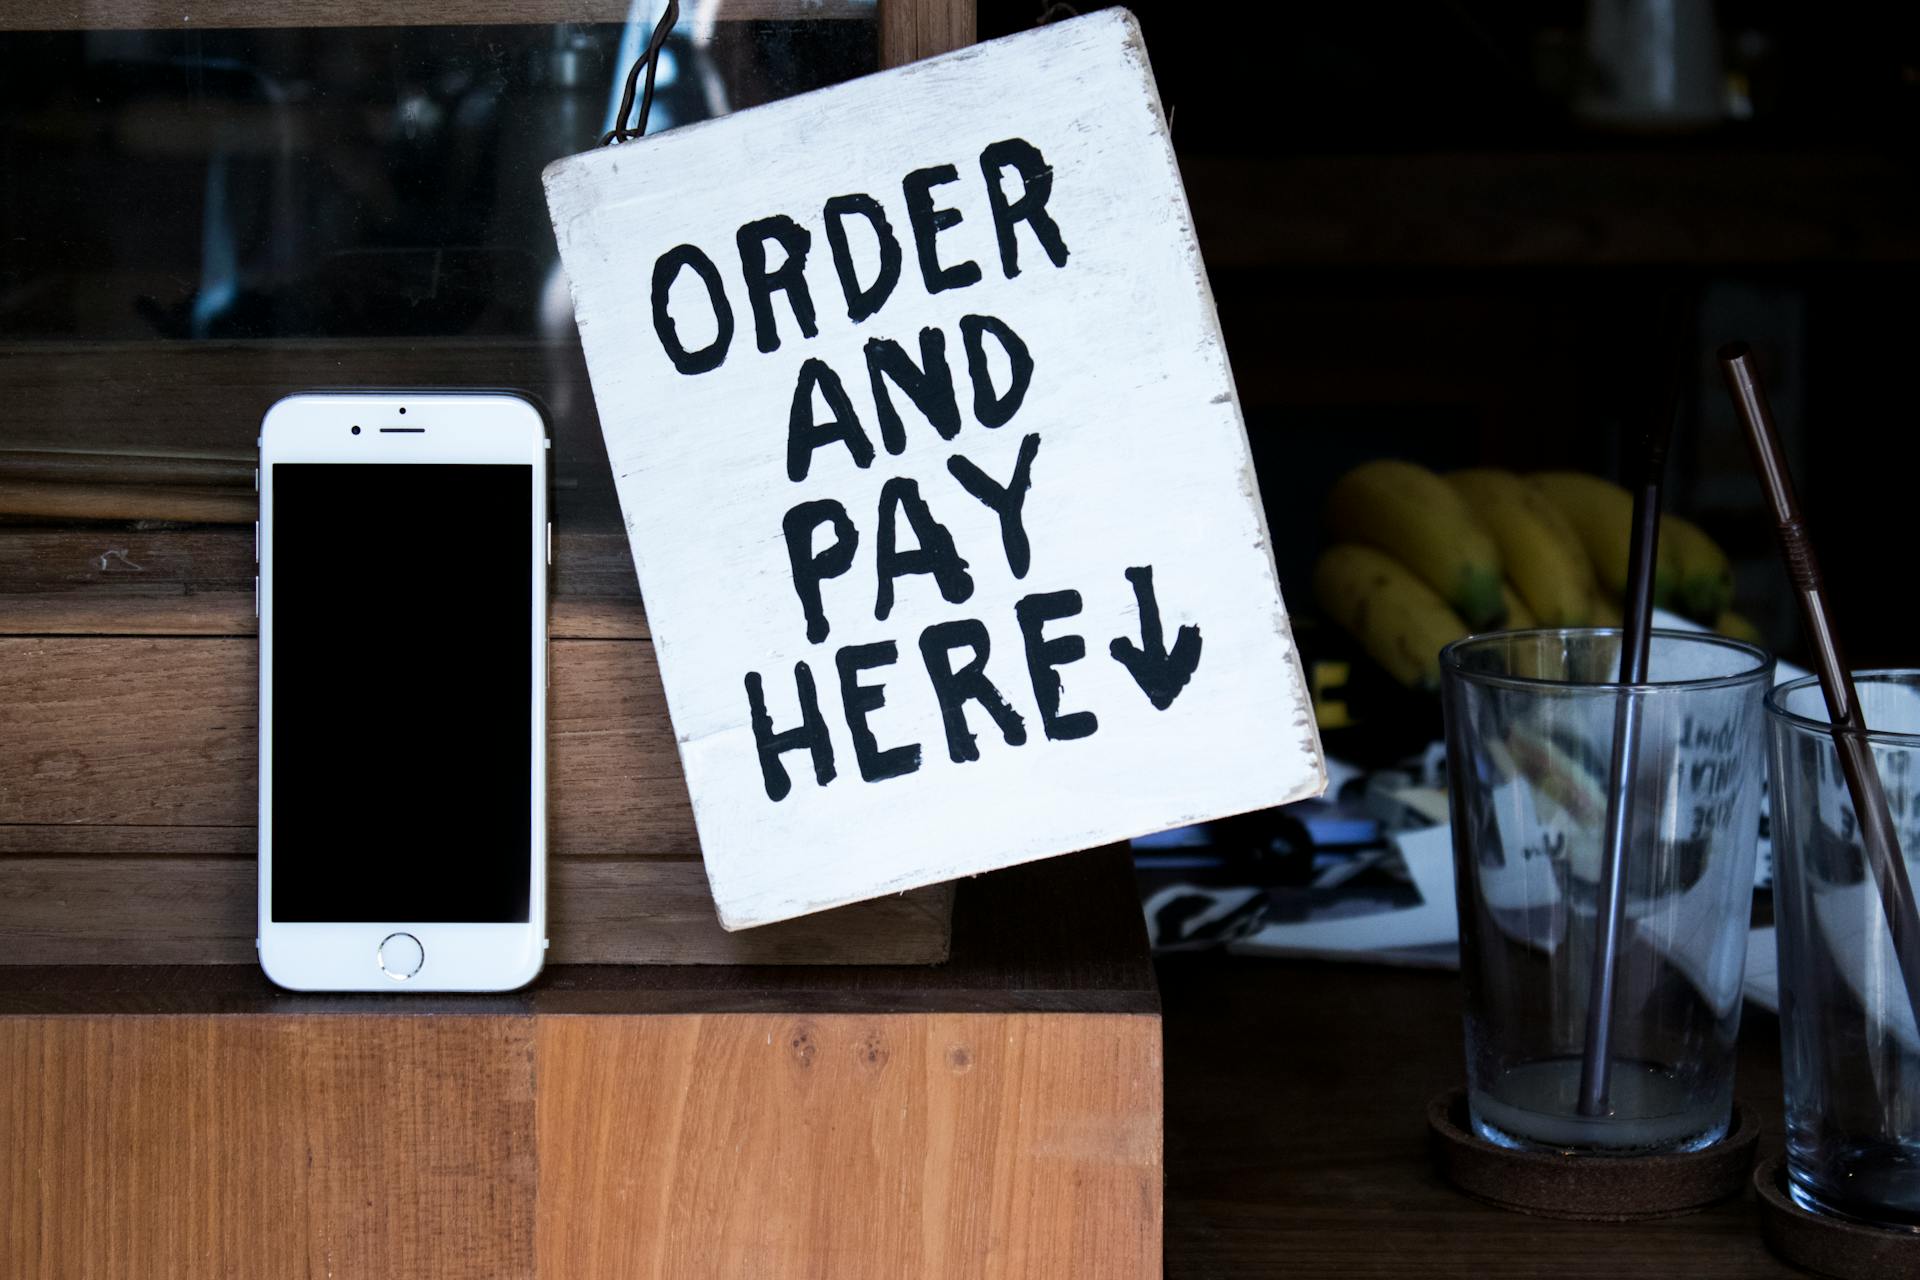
[
  {"x1": 4, "y1": 0, "x2": 873, "y2": 31},
  {"x1": 0, "y1": 848, "x2": 1153, "y2": 1013},
  {"x1": 1185, "y1": 149, "x2": 1920, "y2": 269},
  {"x1": 0, "y1": 856, "x2": 956, "y2": 966},
  {"x1": 0, "y1": 850, "x2": 1160, "y2": 1280}
]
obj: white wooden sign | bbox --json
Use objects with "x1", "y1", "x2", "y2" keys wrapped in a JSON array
[{"x1": 544, "y1": 9, "x2": 1325, "y2": 929}]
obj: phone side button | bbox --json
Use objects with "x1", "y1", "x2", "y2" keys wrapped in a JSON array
[
  {"x1": 254, "y1": 520, "x2": 260, "y2": 564},
  {"x1": 253, "y1": 576, "x2": 260, "y2": 618},
  {"x1": 547, "y1": 521, "x2": 553, "y2": 566}
]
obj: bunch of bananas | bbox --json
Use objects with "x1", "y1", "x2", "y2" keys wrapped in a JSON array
[{"x1": 1313, "y1": 460, "x2": 1755, "y2": 691}]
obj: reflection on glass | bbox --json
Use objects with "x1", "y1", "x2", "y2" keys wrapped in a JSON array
[{"x1": 0, "y1": 9, "x2": 877, "y2": 344}]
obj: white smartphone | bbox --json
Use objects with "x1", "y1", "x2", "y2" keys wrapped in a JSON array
[{"x1": 257, "y1": 392, "x2": 549, "y2": 992}]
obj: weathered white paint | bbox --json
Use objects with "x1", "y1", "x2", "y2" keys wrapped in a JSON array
[{"x1": 545, "y1": 9, "x2": 1325, "y2": 929}]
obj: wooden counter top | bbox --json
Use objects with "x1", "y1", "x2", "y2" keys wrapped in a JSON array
[{"x1": 1160, "y1": 953, "x2": 1798, "y2": 1278}]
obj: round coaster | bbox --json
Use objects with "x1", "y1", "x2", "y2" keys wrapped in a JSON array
[
  {"x1": 1426, "y1": 1087, "x2": 1759, "y2": 1221},
  {"x1": 1754, "y1": 1153, "x2": 1920, "y2": 1278}
]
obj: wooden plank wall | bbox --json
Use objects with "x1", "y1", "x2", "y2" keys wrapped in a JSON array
[
  {"x1": 879, "y1": 0, "x2": 974, "y2": 70},
  {"x1": 0, "y1": 527, "x2": 952, "y2": 964},
  {"x1": 0, "y1": 0, "x2": 979, "y2": 965}
]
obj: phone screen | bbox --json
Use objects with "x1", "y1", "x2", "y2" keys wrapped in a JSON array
[{"x1": 271, "y1": 462, "x2": 533, "y2": 923}]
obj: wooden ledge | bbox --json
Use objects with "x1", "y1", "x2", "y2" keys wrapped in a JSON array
[{"x1": 0, "y1": 848, "x2": 1156, "y2": 1015}]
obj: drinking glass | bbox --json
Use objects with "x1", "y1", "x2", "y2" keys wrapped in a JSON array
[
  {"x1": 1442, "y1": 628, "x2": 1772, "y2": 1153},
  {"x1": 1769, "y1": 671, "x2": 1920, "y2": 1228}
]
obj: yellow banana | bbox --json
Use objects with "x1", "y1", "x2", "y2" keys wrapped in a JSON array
[
  {"x1": 1714, "y1": 609, "x2": 1764, "y2": 646},
  {"x1": 1325, "y1": 460, "x2": 1505, "y2": 628},
  {"x1": 1663, "y1": 515, "x2": 1734, "y2": 624},
  {"x1": 1447, "y1": 469, "x2": 1597, "y2": 626},
  {"x1": 1587, "y1": 585, "x2": 1622, "y2": 627},
  {"x1": 1314, "y1": 544, "x2": 1471, "y2": 690},
  {"x1": 1530, "y1": 472, "x2": 1679, "y2": 608},
  {"x1": 1500, "y1": 583, "x2": 1537, "y2": 630}
]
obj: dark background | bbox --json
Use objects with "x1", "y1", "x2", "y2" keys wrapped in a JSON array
[
  {"x1": 4, "y1": 2, "x2": 1915, "y2": 669},
  {"x1": 979, "y1": 1, "x2": 1920, "y2": 669}
]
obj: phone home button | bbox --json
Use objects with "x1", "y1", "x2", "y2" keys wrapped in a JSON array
[{"x1": 377, "y1": 932, "x2": 425, "y2": 981}]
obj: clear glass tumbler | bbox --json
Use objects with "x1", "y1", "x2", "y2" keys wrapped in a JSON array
[
  {"x1": 1769, "y1": 671, "x2": 1920, "y2": 1229},
  {"x1": 1442, "y1": 628, "x2": 1772, "y2": 1153}
]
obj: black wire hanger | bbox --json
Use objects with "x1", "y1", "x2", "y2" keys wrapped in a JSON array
[{"x1": 602, "y1": 0, "x2": 680, "y2": 146}]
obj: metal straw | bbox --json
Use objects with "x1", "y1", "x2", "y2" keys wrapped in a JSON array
[
  {"x1": 1718, "y1": 341, "x2": 1920, "y2": 1029},
  {"x1": 1576, "y1": 321, "x2": 1681, "y2": 1118}
]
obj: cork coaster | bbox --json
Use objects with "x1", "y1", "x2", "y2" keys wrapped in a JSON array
[
  {"x1": 1426, "y1": 1087, "x2": 1759, "y2": 1221},
  {"x1": 1754, "y1": 1153, "x2": 1920, "y2": 1278}
]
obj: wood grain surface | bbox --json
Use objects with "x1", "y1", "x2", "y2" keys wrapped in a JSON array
[
  {"x1": 0, "y1": 851, "x2": 1156, "y2": 1277},
  {"x1": 0, "y1": 847, "x2": 1155, "y2": 1015},
  {"x1": 0, "y1": 528, "x2": 257, "y2": 596},
  {"x1": 536, "y1": 1011, "x2": 1161, "y2": 1279},
  {"x1": 0, "y1": 338, "x2": 624, "y2": 530},
  {"x1": 0, "y1": 857, "x2": 952, "y2": 965},
  {"x1": 0, "y1": 1006, "x2": 1156, "y2": 1280},
  {"x1": 0, "y1": 340, "x2": 586, "y2": 459},
  {"x1": 0, "y1": 524, "x2": 642, "y2": 600},
  {"x1": 0, "y1": 635, "x2": 695, "y2": 848},
  {"x1": 0, "y1": 635, "x2": 957, "y2": 964},
  {"x1": 0, "y1": 509, "x2": 959, "y2": 967},
  {"x1": 0, "y1": 479, "x2": 257, "y2": 524},
  {"x1": 0, "y1": 526, "x2": 650, "y2": 637},
  {"x1": 878, "y1": 0, "x2": 973, "y2": 67},
  {"x1": 1159, "y1": 956, "x2": 1798, "y2": 1278},
  {"x1": 1, "y1": 1014, "x2": 539, "y2": 1280},
  {"x1": 0, "y1": 590, "x2": 647, "y2": 641},
  {"x1": 0, "y1": 450, "x2": 254, "y2": 489}
]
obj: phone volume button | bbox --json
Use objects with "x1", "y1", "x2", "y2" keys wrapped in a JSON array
[{"x1": 253, "y1": 576, "x2": 260, "y2": 618}]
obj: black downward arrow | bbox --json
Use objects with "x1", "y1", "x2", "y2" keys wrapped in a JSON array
[{"x1": 1109, "y1": 565, "x2": 1203, "y2": 710}]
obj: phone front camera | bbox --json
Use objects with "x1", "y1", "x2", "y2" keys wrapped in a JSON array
[
  {"x1": 351, "y1": 425, "x2": 361, "y2": 435},
  {"x1": 397, "y1": 406, "x2": 407, "y2": 415}
]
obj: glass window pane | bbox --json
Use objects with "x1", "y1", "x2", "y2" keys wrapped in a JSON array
[{"x1": 0, "y1": 2, "x2": 879, "y2": 527}]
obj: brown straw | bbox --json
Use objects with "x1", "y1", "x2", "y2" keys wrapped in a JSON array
[
  {"x1": 1718, "y1": 341, "x2": 1920, "y2": 1028},
  {"x1": 1577, "y1": 304, "x2": 1682, "y2": 1118}
]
